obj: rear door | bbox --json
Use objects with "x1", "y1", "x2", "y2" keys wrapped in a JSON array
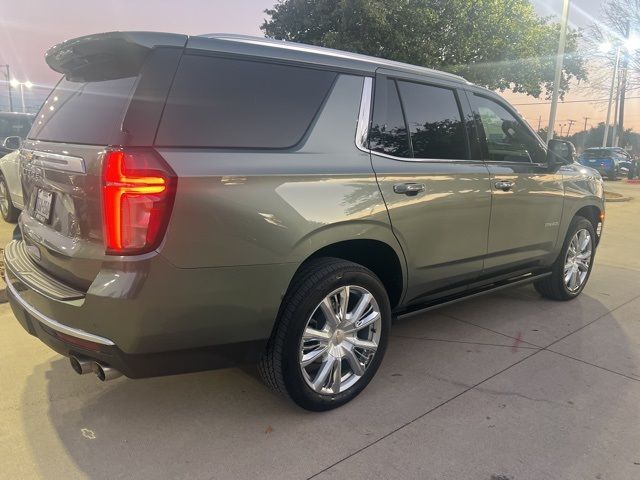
[
  {"x1": 369, "y1": 71, "x2": 492, "y2": 306},
  {"x1": 18, "y1": 33, "x2": 186, "y2": 290},
  {"x1": 466, "y1": 91, "x2": 564, "y2": 274}
]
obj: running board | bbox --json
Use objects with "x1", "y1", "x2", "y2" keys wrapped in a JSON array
[{"x1": 395, "y1": 271, "x2": 551, "y2": 320}]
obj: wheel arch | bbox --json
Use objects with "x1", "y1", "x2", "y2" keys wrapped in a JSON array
[
  {"x1": 287, "y1": 238, "x2": 406, "y2": 310},
  {"x1": 574, "y1": 204, "x2": 603, "y2": 245}
]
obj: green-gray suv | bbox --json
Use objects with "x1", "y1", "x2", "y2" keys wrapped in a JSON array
[{"x1": 5, "y1": 32, "x2": 605, "y2": 411}]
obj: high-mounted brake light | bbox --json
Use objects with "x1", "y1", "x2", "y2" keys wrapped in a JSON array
[{"x1": 102, "y1": 148, "x2": 177, "y2": 255}]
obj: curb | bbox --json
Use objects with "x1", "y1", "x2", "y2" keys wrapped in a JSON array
[{"x1": 604, "y1": 192, "x2": 633, "y2": 203}]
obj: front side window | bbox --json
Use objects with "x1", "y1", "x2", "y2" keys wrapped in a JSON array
[
  {"x1": 471, "y1": 94, "x2": 546, "y2": 164},
  {"x1": 396, "y1": 81, "x2": 467, "y2": 160},
  {"x1": 369, "y1": 79, "x2": 411, "y2": 158}
]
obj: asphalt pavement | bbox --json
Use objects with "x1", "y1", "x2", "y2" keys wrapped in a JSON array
[{"x1": 1, "y1": 181, "x2": 639, "y2": 480}]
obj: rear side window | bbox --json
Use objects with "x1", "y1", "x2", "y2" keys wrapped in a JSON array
[
  {"x1": 396, "y1": 81, "x2": 467, "y2": 160},
  {"x1": 155, "y1": 55, "x2": 337, "y2": 148},
  {"x1": 29, "y1": 76, "x2": 136, "y2": 144},
  {"x1": 369, "y1": 79, "x2": 411, "y2": 158}
]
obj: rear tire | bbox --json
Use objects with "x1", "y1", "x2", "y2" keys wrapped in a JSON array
[
  {"x1": 258, "y1": 257, "x2": 391, "y2": 411},
  {"x1": 0, "y1": 175, "x2": 19, "y2": 223},
  {"x1": 534, "y1": 216, "x2": 596, "y2": 301}
]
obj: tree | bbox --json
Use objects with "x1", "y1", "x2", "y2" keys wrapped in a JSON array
[
  {"x1": 565, "y1": 122, "x2": 638, "y2": 153},
  {"x1": 261, "y1": 0, "x2": 586, "y2": 98},
  {"x1": 588, "y1": 0, "x2": 640, "y2": 146}
]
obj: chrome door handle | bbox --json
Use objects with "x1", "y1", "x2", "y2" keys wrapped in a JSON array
[
  {"x1": 494, "y1": 180, "x2": 515, "y2": 192},
  {"x1": 393, "y1": 183, "x2": 426, "y2": 196}
]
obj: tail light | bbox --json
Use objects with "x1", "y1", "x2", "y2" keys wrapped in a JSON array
[{"x1": 102, "y1": 147, "x2": 176, "y2": 255}]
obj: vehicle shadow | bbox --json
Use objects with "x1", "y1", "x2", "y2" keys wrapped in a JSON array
[{"x1": 19, "y1": 287, "x2": 640, "y2": 480}]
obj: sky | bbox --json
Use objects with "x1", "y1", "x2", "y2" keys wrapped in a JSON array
[{"x1": 0, "y1": 0, "x2": 635, "y2": 133}]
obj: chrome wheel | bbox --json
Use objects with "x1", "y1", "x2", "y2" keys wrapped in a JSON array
[
  {"x1": 564, "y1": 228, "x2": 592, "y2": 292},
  {"x1": 299, "y1": 285, "x2": 381, "y2": 395},
  {"x1": 0, "y1": 180, "x2": 8, "y2": 217}
]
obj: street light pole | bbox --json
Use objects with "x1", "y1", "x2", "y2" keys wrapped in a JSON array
[
  {"x1": 0, "y1": 64, "x2": 13, "y2": 112},
  {"x1": 19, "y1": 84, "x2": 25, "y2": 113},
  {"x1": 9, "y1": 79, "x2": 32, "y2": 113},
  {"x1": 603, "y1": 47, "x2": 621, "y2": 147},
  {"x1": 547, "y1": 0, "x2": 571, "y2": 143},
  {"x1": 612, "y1": 66, "x2": 622, "y2": 147}
]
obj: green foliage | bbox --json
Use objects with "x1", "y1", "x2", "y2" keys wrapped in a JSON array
[
  {"x1": 566, "y1": 123, "x2": 638, "y2": 152},
  {"x1": 262, "y1": 0, "x2": 586, "y2": 97}
]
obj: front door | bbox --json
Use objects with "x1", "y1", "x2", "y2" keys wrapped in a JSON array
[
  {"x1": 467, "y1": 92, "x2": 564, "y2": 274},
  {"x1": 369, "y1": 73, "x2": 492, "y2": 305}
]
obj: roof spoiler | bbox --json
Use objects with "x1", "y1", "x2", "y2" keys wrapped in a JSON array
[{"x1": 45, "y1": 31, "x2": 188, "y2": 81}]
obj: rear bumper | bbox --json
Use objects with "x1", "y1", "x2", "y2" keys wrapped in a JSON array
[
  {"x1": 4, "y1": 239, "x2": 297, "y2": 376},
  {"x1": 5, "y1": 271, "x2": 267, "y2": 377}
]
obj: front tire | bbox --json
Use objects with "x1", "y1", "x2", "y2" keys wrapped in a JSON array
[
  {"x1": 259, "y1": 258, "x2": 391, "y2": 411},
  {"x1": 0, "y1": 175, "x2": 19, "y2": 223},
  {"x1": 534, "y1": 216, "x2": 596, "y2": 301}
]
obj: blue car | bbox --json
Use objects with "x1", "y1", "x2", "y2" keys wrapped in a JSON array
[{"x1": 578, "y1": 147, "x2": 631, "y2": 180}]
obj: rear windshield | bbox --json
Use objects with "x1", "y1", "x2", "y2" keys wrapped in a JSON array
[
  {"x1": 0, "y1": 114, "x2": 33, "y2": 140},
  {"x1": 581, "y1": 149, "x2": 614, "y2": 158},
  {"x1": 29, "y1": 76, "x2": 137, "y2": 145},
  {"x1": 155, "y1": 55, "x2": 337, "y2": 148}
]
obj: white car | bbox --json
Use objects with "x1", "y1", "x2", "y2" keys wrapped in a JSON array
[{"x1": 0, "y1": 148, "x2": 23, "y2": 222}]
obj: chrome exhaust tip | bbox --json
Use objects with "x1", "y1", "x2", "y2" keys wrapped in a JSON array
[
  {"x1": 69, "y1": 356, "x2": 93, "y2": 375},
  {"x1": 92, "y1": 362, "x2": 123, "y2": 381}
]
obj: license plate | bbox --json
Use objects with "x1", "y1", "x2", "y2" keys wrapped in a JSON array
[{"x1": 34, "y1": 189, "x2": 54, "y2": 224}]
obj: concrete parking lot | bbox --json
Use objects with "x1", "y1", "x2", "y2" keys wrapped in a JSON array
[{"x1": 1, "y1": 182, "x2": 639, "y2": 480}]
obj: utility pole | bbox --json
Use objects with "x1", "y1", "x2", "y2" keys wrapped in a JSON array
[
  {"x1": 603, "y1": 47, "x2": 621, "y2": 147},
  {"x1": 566, "y1": 119, "x2": 576, "y2": 137},
  {"x1": 547, "y1": 0, "x2": 571, "y2": 142},
  {"x1": 0, "y1": 64, "x2": 13, "y2": 112},
  {"x1": 612, "y1": 67, "x2": 622, "y2": 147},
  {"x1": 537, "y1": 115, "x2": 542, "y2": 132},
  {"x1": 583, "y1": 117, "x2": 589, "y2": 131},
  {"x1": 617, "y1": 21, "x2": 631, "y2": 148},
  {"x1": 560, "y1": 123, "x2": 565, "y2": 137}
]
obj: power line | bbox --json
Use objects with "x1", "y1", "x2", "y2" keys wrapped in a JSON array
[{"x1": 512, "y1": 95, "x2": 640, "y2": 106}]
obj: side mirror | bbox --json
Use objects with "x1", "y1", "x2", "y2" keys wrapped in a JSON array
[
  {"x1": 2, "y1": 136, "x2": 22, "y2": 151},
  {"x1": 547, "y1": 138, "x2": 575, "y2": 169}
]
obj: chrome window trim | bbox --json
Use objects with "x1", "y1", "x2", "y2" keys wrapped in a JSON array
[
  {"x1": 22, "y1": 149, "x2": 86, "y2": 174},
  {"x1": 5, "y1": 271, "x2": 115, "y2": 346},
  {"x1": 355, "y1": 76, "x2": 373, "y2": 152},
  {"x1": 354, "y1": 76, "x2": 485, "y2": 165}
]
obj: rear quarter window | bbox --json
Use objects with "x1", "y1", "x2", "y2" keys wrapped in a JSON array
[
  {"x1": 29, "y1": 76, "x2": 137, "y2": 145},
  {"x1": 155, "y1": 55, "x2": 337, "y2": 148}
]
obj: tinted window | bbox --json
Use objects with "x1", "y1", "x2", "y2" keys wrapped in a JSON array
[
  {"x1": 369, "y1": 79, "x2": 411, "y2": 157},
  {"x1": 582, "y1": 149, "x2": 613, "y2": 159},
  {"x1": 471, "y1": 94, "x2": 546, "y2": 164},
  {"x1": 396, "y1": 81, "x2": 467, "y2": 160},
  {"x1": 156, "y1": 55, "x2": 337, "y2": 148},
  {"x1": 0, "y1": 114, "x2": 33, "y2": 140},
  {"x1": 29, "y1": 76, "x2": 136, "y2": 144}
]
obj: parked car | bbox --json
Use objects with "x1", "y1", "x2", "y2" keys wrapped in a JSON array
[
  {"x1": 5, "y1": 32, "x2": 605, "y2": 411},
  {"x1": 0, "y1": 150, "x2": 23, "y2": 222},
  {"x1": 578, "y1": 147, "x2": 630, "y2": 180},
  {"x1": 0, "y1": 112, "x2": 33, "y2": 222},
  {"x1": 0, "y1": 111, "x2": 34, "y2": 157}
]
